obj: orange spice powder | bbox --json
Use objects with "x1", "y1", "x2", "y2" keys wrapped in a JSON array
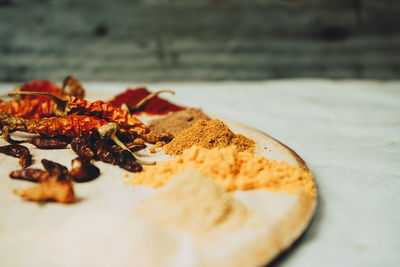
[{"x1": 129, "y1": 146, "x2": 316, "y2": 197}]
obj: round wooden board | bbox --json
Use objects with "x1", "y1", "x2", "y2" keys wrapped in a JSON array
[{"x1": 0, "y1": 92, "x2": 317, "y2": 267}]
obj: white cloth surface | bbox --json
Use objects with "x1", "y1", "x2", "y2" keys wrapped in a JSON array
[{"x1": 1, "y1": 79, "x2": 399, "y2": 266}]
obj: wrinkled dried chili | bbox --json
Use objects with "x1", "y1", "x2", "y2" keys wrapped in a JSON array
[
  {"x1": 0, "y1": 77, "x2": 85, "y2": 120},
  {"x1": 71, "y1": 133, "x2": 95, "y2": 158},
  {"x1": 41, "y1": 159, "x2": 69, "y2": 180},
  {"x1": 8, "y1": 92, "x2": 148, "y2": 136},
  {"x1": 70, "y1": 157, "x2": 100, "y2": 182},
  {"x1": 0, "y1": 113, "x2": 108, "y2": 137},
  {"x1": 109, "y1": 88, "x2": 185, "y2": 115},
  {"x1": 0, "y1": 144, "x2": 32, "y2": 168},
  {"x1": 30, "y1": 136, "x2": 69, "y2": 149},
  {"x1": 93, "y1": 139, "x2": 114, "y2": 163},
  {"x1": 62, "y1": 76, "x2": 85, "y2": 99},
  {"x1": 0, "y1": 113, "x2": 153, "y2": 165},
  {"x1": 10, "y1": 168, "x2": 49, "y2": 182},
  {"x1": 0, "y1": 98, "x2": 56, "y2": 119}
]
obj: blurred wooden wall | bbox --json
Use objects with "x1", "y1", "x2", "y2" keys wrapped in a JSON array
[{"x1": 0, "y1": 0, "x2": 399, "y2": 81}]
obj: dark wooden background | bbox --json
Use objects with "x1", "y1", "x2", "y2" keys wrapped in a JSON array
[{"x1": 0, "y1": 0, "x2": 399, "y2": 82}]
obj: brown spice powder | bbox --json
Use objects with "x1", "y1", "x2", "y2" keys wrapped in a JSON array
[
  {"x1": 163, "y1": 119, "x2": 255, "y2": 155},
  {"x1": 148, "y1": 108, "x2": 211, "y2": 140}
]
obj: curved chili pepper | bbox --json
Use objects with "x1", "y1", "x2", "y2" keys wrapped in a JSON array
[
  {"x1": 62, "y1": 76, "x2": 85, "y2": 99},
  {"x1": 0, "y1": 77, "x2": 85, "y2": 120},
  {"x1": 0, "y1": 98, "x2": 56, "y2": 119},
  {"x1": 0, "y1": 113, "x2": 108, "y2": 137},
  {"x1": 7, "y1": 92, "x2": 148, "y2": 136},
  {"x1": 0, "y1": 113, "x2": 154, "y2": 165}
]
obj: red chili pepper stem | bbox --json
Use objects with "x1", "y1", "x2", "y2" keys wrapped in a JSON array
[
  {"x1": 98, "y1": 123, "x2": 155, "y2": 165},
  {"x1": 122, "y1": 89, "x2": 175, "y2": 113},
  {"x1": 0, "y1": 87, "x2": 21, "y2": 99}
]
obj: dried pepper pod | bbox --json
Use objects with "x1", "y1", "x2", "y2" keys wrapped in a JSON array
[
  {"x1": 114, "y1": 150, "x2": 142, "y2": 172},
  {"x1": 30, "y1": 136, "x2": 68, "y2": 149},
  {"x1": 62, "y1": 76, "x2": 85, "y2": 99},
  {"x1": 0, "y1": 144, "x2": 32, "y2": 168},
  {"x1": 0, "y1": 113, "x2": 108, "y2": 137},
  {"x1": 19, "y1": 153, "x2": 32, "y2": 168},
  {"x1": 98, "y1": 122, "x2": 154, "y2": 165},
  {"x1": 93, "y1": 139, "x2": 114, "y2": 163},
  {"x1": 8, "y1": 92, "x2": 148, "y2": 136},
  {"x1": 0, "y1": 113, "x2": 152, "y2": 166},
  {"x1": 0, "y1": 78, "x2": 85, "y2": 120},
  {"x1": 70, "y1": 157, "x2": 100, "y2": 182},
  {"x1": 71, "y1": 133, "x2": 95, "y2": 158},
  {"x1": 0, "y1": 97, "x2": 56, "y2": 119},
  {"x1": 9, "y1": 168, "x2": 49, "y2": 182},
  {"x1": 11, "y1": 157, "x2": 76, "y2": 204},
  {"x1": 41, "y1": 159, "x2": 69, "y2": 180}
]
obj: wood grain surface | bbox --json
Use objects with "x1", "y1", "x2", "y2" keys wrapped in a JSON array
[{"x1": 0, "y1": 0, "x2": 398, "y2": 81}]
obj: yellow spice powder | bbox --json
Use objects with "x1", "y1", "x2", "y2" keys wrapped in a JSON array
[{"x1": 129, "y1": 146, "x2": 316, "y2": 197}]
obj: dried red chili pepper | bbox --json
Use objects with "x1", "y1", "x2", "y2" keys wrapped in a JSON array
[
  {"x1": 41, "y1": 159, "x2": 69, "y2": 180},
  {"x1": 30, "y1": 136, "x2": 68, "y2": 149},
  {"x1": 0, "y1": 98, "x2": 56, "y2": 119},
  {"x1": 0, "y1": 144, "x2": 32, "y2": 168},
  {"x1": 109, "y1": 88, "x2": 185, "y2": 115},
  {"x1": 9, "y1": 168, "x2": 49, "y2": 182},
  {"x1": 0, "y1": 113, "x2": 108, "y2": 137},
  {"x1": 19, "y1": 153, "x2": 32, "y2": 168},
  {"x1": 8, "y1": 92, "x2": 148, "y2": 136},
  {"x1": 0, "y1": 113, "x2": 153, "y2": 165},
  {"x1": 93, "y1": 139, "x2": 114, "y2": 163},
  {"x1": 70, "y1": 157, "x2": 100, "y2": 182},
  {"x1": 62, "y1": 76, "x2": 85, "y2": 99},
  {"x1": 71, "y1": 133, "x2": 95, "y2": 158},
  {"x1": 114, "y1": 150, "x2": 142, "y2": 172},
  {"x1": 0, "y1": 144, "x2": 30, "y2": 157},
  {"x1": 0, "y1": 77, "x2": 85, "y2": 120}
]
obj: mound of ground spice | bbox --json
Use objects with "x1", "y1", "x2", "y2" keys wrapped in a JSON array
[
  {"x1": 108, "y1": 87, "x2": 185, "y2": 115},
  {"x1": 134, "y1": 170, "x2": 249, "y2": 236},
  {"x1": 148, "y1": 108, "x2": 211, "y2": 140},
  {"x1": 163, "y1": 119, "x2": 255, "y2": 155},
  {"x1": 129, "y1": 146, "x2": 316, "y2": 197}
]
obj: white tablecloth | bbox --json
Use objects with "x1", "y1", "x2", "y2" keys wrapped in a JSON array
[{"x1": 1, "y1": 79, "x2": 399, "y2": 266}]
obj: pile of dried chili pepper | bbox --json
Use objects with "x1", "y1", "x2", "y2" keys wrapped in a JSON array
[{"x1": 0, "y1": 78, "x2": 185, "y2": 204}]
